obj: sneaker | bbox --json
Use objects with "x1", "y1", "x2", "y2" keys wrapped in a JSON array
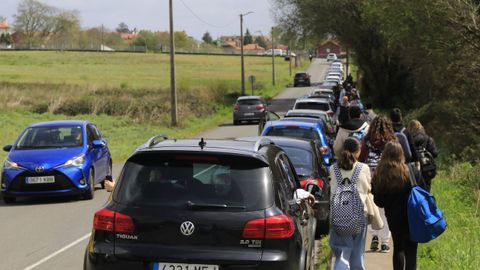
[
  {"x1": 370, "y1": 236, "x2": 379, "y2": 251},
  {"x1": 380, "y1": 244, "x2": 391, "y2": 253}
]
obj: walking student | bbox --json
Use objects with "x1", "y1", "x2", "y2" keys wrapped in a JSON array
[
  {"x1": 334, "y1": 106, "x2": 370, "y2": 156},
  {"x1": 407, "y1": 120, "x2": 438, "y2": 191},
  {"x1": 390, "y1": 108, "x2": 419, "y2": 164},
  {"x1": 359, "y1": 116, "x2": 395, "y2": 253},
  {"x1": 330, "y1": 138, "x2": 371, "y2": 270},
  {"x1": 372, "y1": 141, "x2": 427, "y2": 270}
]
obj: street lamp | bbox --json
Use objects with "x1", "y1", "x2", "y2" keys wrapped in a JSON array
[{"x1": 240, "y1": 11, "x2": 253, "y2": 96}]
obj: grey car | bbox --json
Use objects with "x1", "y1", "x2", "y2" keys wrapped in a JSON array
[{"x1": 233, "y1": 96, "x2": 267, "y2": 125}]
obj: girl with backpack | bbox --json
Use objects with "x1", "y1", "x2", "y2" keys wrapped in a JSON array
[
  {"x1": 359, "y1": 116, "x2": 395, "y2": 253},
  {"x1": 329, "y1": 138, "x2": 371, "y2": 270},
  {"x1": 407, "y1": 120, "x2": 438, "y2": 191},
  {"x1": 372, "y1": 141, "x2": 427, "y2": 270}
]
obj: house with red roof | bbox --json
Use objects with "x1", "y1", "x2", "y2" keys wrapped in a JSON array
[{"x1": 0, "y1": 21, "x2": 11, "y2": 35}]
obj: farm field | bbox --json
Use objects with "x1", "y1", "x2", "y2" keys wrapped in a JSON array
[{"x1": 0, "y1": 51, "x2": 303, "y2": 161}]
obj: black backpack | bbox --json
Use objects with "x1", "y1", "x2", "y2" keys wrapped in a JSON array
[{"x1": 417, "y1": 139, "x2": 437, "y2": 179}]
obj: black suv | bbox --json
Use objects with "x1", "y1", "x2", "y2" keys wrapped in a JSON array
[
  {"x1": 84, "y1": 136, "x2": 318, "y2": 270},
  {"x1": 293, "y1": 72, "x2": 311, "y2": 87}
]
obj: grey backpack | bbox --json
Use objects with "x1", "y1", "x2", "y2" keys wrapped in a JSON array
[{"x1": 331, "y1": 163, "x2": 365, "y2": 236}]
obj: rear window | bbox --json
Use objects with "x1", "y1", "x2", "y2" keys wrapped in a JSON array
[
  {"x1": 114, "y1": 153, "x2": 272, "y2": 211},
  {"x1": 237, "y1": 99, "x2": 262, "y2": 105},
  {"x1": 295, "y1": 73, "x2": 307, "y2": 78},
  {"x1": 295, "y1": 102, "x2": 330, "y2": 111},
  {"x1": 266, "y1": 127, "x2": 319, "y2": 141}
]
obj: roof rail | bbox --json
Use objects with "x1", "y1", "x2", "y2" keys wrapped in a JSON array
[
  {"x1": 146, "y1": 134, "x2": 168, "y2": 147},
  {"x1": 254, "y1": 138, "x2": 275, "y2": 152}
]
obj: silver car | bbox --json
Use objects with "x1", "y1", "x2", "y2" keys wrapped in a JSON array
[{"x1": 233, "y1": 96, "x2": 267, "y2": 125}]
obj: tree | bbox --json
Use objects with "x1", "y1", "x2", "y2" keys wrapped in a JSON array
[
  {"x1": 14, "y1": 0, "x2": 57, "y2": 48},
  {"x1": 202, "y1": 31, "x2": 213, "y2": 44},
  {"x1": 244, "y1": 28, "x2": 253, "y2": 45},
  {"x1": 116, "y1": 22, "x2": 130, "y2": 33},
  {"x1": 255, "y1": 35, "x2": 267, "y2": 49}
]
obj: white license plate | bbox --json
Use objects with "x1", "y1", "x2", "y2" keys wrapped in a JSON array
[
  {"x1": 26, "y1": 176, "x2": 55, "y2": 184},
  {"x1": 154, "y1": 263, "x2": 219, "y2": 270},
  {"x1": 244, "y1": 112, "x2": 254, "y2": 116}
]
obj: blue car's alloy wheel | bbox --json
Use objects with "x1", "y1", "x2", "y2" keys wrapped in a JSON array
[{"x1": 84, "y1": 168, "x2": 95, "y2": 200}]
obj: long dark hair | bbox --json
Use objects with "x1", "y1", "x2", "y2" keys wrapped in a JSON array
[
  {"x1": 372, "y1": 141, "x2": 409, "y2": 193},
  {"x1": 338, "y1": 137, "x2": 361, "y2": 170}
]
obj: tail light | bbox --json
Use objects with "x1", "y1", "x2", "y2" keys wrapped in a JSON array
[
  {"x1": 242, "y1": 214, "x2": 295, "y2": 239},
  {"x1": 319, "y1": 146, "x2": 330, "y2": 155},
  {"x1": 93, "y1": 208, "x2": 135, "y2": 233},
  {"x1": 234, "y1": 105, "x2": 240, "y2": 112},
  {"x1": 256, "y1": 105, "x2": 265, "y2": 110},
  {"x1": 300, "y1": 178, "x2": 324, "y2": 189}
]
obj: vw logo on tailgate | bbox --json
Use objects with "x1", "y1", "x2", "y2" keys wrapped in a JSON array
[{"x1": 180, "y1": 221, "x2": 195, "y2": 236}]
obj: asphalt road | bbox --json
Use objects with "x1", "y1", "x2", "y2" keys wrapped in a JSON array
[{"x1": 0, "y1": 59, "x2": 330, "y2": 270}]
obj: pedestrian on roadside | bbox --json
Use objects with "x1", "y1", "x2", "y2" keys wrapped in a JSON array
[
  {"x1": 359, "y1": 116, "x2": 395, "y2": 253},
  {"x1": 407, "y1": 120, "x2": 438, "y2": 191},
  {"x1": 330, "y1": 138, "x2": 371, "y2": 270},
  {"x1": 372, "y1": 141, "x2": 427, "y2": 270},
  {"x1": 390, "y1": 108, "x2": 419, "y2": 164},
  {"x1": 334, "y1": 106, "x2": 370, "y2": 156},
  {"x1": 309, "y1": 54, "x2": 313, "y2": 62}
]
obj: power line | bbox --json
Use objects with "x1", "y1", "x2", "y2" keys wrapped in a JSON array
[{"x1": 178, "y1": 0, "x2": 238, "y2": 28}]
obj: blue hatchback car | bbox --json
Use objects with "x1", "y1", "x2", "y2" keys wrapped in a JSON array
[
  {"x1": 260, "y1": 120, "x2": 332, "y2": 166},
  {"x1": 1, "y1": 120, "x2": 112, "y2": 203}
]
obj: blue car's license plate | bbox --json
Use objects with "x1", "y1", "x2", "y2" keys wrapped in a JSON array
[{"x1": 153, "y1": 263, "x2": 219, "y2": 270}]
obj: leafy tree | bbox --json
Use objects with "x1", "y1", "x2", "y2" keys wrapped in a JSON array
[
  {"x1": 202, "y1": 31, "x2": 213, "y2": 44},
  {"x1": 116, "y1": 22, "x2": 130, "y2": 33},
  {"x1": 244, "y1": 28, "x2": 253, "y2": 45},
  {"x1": 255, "y1": 35, "x2": 267, "y2": 49}
]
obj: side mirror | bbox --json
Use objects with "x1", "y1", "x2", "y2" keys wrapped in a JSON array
[
  {"x1": 3, "y1": 144, "x2": 13, "y2": 152},
  {"x1": 92, "y1": 140, "x2": 106, "y2": 149},
  {"x1": 306, "y1": 183, "x2": 321, "y2": 195}
]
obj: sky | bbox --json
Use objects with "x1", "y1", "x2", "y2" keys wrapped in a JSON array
[{"x1": 1, "y1": 0, "x2": 277, "y2": 40}]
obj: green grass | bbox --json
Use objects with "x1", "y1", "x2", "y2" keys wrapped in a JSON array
[
  {"x1": 0, "y1": 51, "x2": 309, "y2": 161},
  {"x1": 417, "y1": 163, "x2": 480, "y2": 269}
]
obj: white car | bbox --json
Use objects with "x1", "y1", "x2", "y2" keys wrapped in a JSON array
[
  {"x1": 325, "y1": 76, "x2": 342, "y2": 84},
  {"x1": 326, "y1": 53, "x2": 337, "y2": 62}
]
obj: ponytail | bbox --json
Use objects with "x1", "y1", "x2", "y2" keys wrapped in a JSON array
[{"x1": 337, "y1": 137, "x2": 361, "y2": 170}]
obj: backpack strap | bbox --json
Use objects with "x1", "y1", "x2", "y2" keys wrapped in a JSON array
[
  {"x1": 400, "y1": 127, "x2": 406, "y2": 133},
  {"x1": 350, "y1": 163, "x2": 363, "y2": 185},
  {"x1": 408, "y1": 162, "x2": 417, "y2": 187},
  {"x1": 332, "y1": 164, "x2": 344, "y2": 185}
]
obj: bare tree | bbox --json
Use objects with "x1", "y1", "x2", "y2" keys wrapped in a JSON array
[{"x1": 13, "y1": 0, "x2": 57, "y2": 48}]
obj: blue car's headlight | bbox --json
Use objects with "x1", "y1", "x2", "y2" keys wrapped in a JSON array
[
  {"x1": 61, "y1": 154, "x2": 86, "y2": 168},
  {"x1": 3, "y1": 158, "x2": 25, "y2": 170}
]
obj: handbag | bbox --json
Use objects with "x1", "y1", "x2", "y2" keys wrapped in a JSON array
[{"x1": 366, "y1": 192, "x2": 384, "y2": 230}]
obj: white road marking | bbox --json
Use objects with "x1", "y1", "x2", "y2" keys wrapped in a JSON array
[{"x1": 23, "y1": 233, "x2": 91, "y2": 270}]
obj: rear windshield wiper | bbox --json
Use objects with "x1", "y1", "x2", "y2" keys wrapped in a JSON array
[{"x1": 186, "y1": 201, "x2": 246, "y2": 210}]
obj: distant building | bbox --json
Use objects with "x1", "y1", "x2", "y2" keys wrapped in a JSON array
[
  {"x1": 317, "y1": 40, "x2": 345, "y2": 58},
  {"x1": 0, "y1": 21, "x2": 11, "y2": 35},
  {"x1": 119, "y1": 32, "x2": 138, "y2": 41}
]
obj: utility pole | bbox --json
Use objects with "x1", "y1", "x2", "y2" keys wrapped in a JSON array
[
  {"x1": 169, "y1": 0, "x2": 177, "y2": 126},
  {"x1": 346, "y1": 48, "x2": 350, "y2": 77},
  {"x1": 289, "y1": 41, "x2": 292, "y2": 76},
  {"x1": 240, "y1": 12, "x2": 253, "y2": 96},
  {"x1": 271, "y1": 27, "x2": 276, "y2": 86}
]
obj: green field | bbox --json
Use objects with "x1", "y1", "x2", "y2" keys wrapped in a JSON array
[{"x1": 0, "y1": 51, "x2": 306, "y2": 161}]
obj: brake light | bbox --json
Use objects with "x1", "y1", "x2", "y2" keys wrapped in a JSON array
[
  {"x1": 242, "y1": 214, "x2": 295, "y2": 239},
  {"x1": 300, "y1": 178, "x2": 324, "y2": 189},
  {"x1": 93, "y1": 208, "x2": 135, "y2": 233},
  {"x1": 256, "y1": 105, "x2": 265, "y2": 110},
  {"x1": 234, "y1": 105, "x2": 240, "y2": 112}
]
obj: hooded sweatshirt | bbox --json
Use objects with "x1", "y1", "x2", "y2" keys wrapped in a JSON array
[{"x1": 333, "y1": 118, "x2": 369, "y2": 157}]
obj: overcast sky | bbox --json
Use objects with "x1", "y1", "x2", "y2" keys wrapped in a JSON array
[{"x1": 2, "y1": 0, "x2": 276, "y2": 39}]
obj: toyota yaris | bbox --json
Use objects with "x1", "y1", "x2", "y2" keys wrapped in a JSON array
[{"x1": 1, "y1": 120, "x2": 112, "y2": 203}]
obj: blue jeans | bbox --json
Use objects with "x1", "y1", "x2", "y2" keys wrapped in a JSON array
[{"x1": 330, "y1": 224, "x2": 367, "y2": 270}]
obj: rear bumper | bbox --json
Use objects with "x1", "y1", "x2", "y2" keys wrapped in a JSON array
[
  {"x1": 85, "y1": 251, "x2": 298, "y2": 270},
  {"x1": 233, "y1": 112, "x2": 263, "y2": 121}
]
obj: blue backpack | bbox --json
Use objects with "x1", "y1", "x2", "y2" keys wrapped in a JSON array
[{"x1": 407, "y1": 164, "x2": 447, "y2": 243}]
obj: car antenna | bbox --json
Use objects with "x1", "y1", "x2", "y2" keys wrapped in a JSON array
[{"x1": 199, "y1": 138, "x2": 206, "y2": 150}]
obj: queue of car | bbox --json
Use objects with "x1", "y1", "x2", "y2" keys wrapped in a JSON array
[{"x1": 1, "y1": 57, "x2": 344, "y2": 270}]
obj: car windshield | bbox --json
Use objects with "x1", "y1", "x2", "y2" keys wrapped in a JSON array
[
  {"x1": 15, "y1": 126, "x2": 83, "y2": 149},
  {"x1": 281, "y1": 146, "x2": 313, "y2": 177},
  {"x1": 266, "y1": 126, "x2": 319, "y2": 141},
  {"x1": 237, "y1": 99, "x2": 261, "y2": 105},
  {"x1": 295, "y1": 102, "x2": 330, "y2": 111},
  {"x1": 114, "y1": 153, "x2": 272, "y2": 211}
]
